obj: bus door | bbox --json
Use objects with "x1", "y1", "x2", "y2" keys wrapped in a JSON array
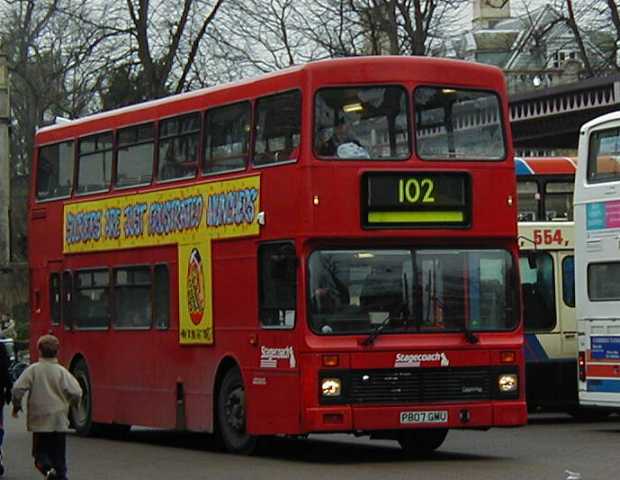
[
  {"x1": 249, "y1": 242, "x2": 300, "y2": 434},
  {"x1": 558, "y1": 252, "x2": 577, "y2": 362},
  {"x1": 521, "y1": 251, "x2": 560, "y2": 362},
  {"x1": 45, "y1": 261, "x2": 63, "y2": 330}
]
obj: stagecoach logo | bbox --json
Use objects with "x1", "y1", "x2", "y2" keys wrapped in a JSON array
[
  {"x1": 260, "y1": 346, "x2": 296, "y2": 369},
  {"x1": 394, "y1": 352, "x2": 449, "y2": 368}
]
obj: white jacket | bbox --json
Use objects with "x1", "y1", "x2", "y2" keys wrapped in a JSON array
[{"x1": 12, "y1": 358, "x2": 82, "y2": 432}]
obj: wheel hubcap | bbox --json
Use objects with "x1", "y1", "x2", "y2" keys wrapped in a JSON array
[{"x1": 224, "y1": 385, "x2": 245, "y2": 433}]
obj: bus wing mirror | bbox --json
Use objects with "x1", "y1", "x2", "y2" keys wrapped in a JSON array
[{"x1": 527, "y1": 252, "x2": 537, "y2": 270}]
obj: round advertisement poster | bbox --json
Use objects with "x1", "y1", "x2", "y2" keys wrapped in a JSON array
[{"x1": 187, "y1": 248, "x2": 205, "y2": 325}]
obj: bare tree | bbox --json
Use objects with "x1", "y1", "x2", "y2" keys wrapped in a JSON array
[{"x1": 123, "y1": 0, "x2": 223, "y2": 98}]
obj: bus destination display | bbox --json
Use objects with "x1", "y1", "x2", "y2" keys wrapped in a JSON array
[{"x1": 362, "y1": 172, "x2": 470, "y2": 228}]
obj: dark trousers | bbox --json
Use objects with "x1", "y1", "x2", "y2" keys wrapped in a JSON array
[{"x1": 32, "y1": 432, "x2": 67, "y2": 479}]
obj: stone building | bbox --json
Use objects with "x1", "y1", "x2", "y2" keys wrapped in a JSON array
[{"x1": 433, "y1": 0, "x2": 615, "y2": 94}]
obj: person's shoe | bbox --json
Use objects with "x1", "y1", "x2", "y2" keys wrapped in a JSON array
[{"x1": 45, "y1": 468, "x2": 56, "y2": 479}]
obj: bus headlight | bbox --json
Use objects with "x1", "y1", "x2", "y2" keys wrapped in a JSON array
[
  {"x1": 321, "y1": 378, "x2": 342, "y2": 397},
  {"x1": 498, "y1": 374, "x2": 518, "y2": 393}
]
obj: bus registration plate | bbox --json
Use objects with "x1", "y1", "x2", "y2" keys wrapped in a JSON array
[{"x1": 400, "y1": 410, "x2": 448, "y2": 424}]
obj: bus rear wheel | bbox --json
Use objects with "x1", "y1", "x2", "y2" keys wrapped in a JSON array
[
  {"x1": 69, "y1": 359, "x2": 95, "y2": 435},
  {"x1": 217, "y1": 367, "x2": 257, "y2": 454},
  {"x1": 398, "y1": 429, "x2": 448, "y2": 456}
]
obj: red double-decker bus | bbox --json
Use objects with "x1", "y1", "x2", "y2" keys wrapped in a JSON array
[{"x1": 29, "y1": 56, "x2": 526, "y2": 455}]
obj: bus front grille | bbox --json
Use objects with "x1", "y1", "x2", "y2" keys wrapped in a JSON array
[{"x1": 348, "y1": 367, "x2": 492, "y2": 404}]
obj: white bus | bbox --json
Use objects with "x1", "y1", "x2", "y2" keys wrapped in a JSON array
[
  {"x1": 576, "y1": 113, "x2": 620, "y2": 409},
  {"x1": 516, "y1": 158, "x2": 578, "y2": 412}
]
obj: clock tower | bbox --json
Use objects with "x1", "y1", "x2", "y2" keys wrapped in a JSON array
[{"x1": 473, "y1": 0, "x2": 511, "y2": 30}]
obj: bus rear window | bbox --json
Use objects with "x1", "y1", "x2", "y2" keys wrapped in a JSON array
[
  {"x1": 587, "y1": 128, "x2": 620, "y2": 183},
  {"x1": 36, "y1": 141, "x2": 74, "y2": 200},
  {"x1": 314, "y1": 86, "x2": 410, "y2": 160},
  {"x1": 588, "y1": 262, "x2": 620, "y2": 301},
  {"x1": 414, "y1": 87, "x2": 505, "y2": 161}
]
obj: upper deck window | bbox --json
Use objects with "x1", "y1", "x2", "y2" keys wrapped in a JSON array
[
  {"x1": 414, "y1": 87, "x2": 505, "y2": 161},
  {"x1": 77, "y1": 133, "x2": 113, "y2": 194},
  {"x1": 116, "y1": 123, "x2": 155, "y2": 187},
  {"x1": 36, "y1": 141, "x2": 74, "y2": 201},
  {"x1": 517, "y1": 180, "x2": 539, "y2": 221},
  {"x1": 315, "y1": 86, "x2": 409, "y2": 160},
  {"x1": 544, "y1": 181, "x2": 573, "y2": 221},
  {"x1": 254, "y1": 90, "x2": 301, "y2": 166},
  {"x1": 158, "y1": 113, "x2": 200, "y2": 181},
  {"x1": 587, "y1": 127, "x2": 620, "y2": 183},
  {"x1": 204, "y1": 101, "x2": 250, "y2": 174}
]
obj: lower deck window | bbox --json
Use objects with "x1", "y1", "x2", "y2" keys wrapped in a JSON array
[
  {"x1": 75, "y1": 270, "x2": 110, "y2": 329},
  {"x1": 114, "y1": 267, "x2": 152, "y2": 328},
  {"x1": 588, "y1": 262, "x2": 620, "y2": 301}
]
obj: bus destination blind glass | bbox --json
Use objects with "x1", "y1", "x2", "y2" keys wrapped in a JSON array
[{"x1": 362, "y1": 172, "x2": 470, "y2": 228}]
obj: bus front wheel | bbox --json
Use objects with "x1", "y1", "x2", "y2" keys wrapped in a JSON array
[
  {"x1": 398, "y1": 428, "x2": 448, "y2": 456},
  {"x1": 216, "y1": 367, "x2": 257, "y2": 454},
  {"x1": 69, "y1": 359, "x2": 94, "y2": 435}
]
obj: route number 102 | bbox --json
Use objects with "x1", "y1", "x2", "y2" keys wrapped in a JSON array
[{"x1": 398, "y1": 178, "x2": 436, "y2": 204}]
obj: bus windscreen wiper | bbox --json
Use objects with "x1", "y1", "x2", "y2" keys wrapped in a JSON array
[{"x1": 361, "y1": 315, "x2": 393, "y2": 346}]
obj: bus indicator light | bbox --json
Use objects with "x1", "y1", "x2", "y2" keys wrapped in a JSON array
[
  {"x1": 322, "y1": 355, "x2": 339, "y2": 367},
  {"x1": 500, "y1": 351, "x2": 516, "y2": 363}
]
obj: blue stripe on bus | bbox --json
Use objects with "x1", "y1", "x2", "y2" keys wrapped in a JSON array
[
  {"x1": 524, "y1": 333, "x2": 550, "y2": 362},
  {"x1": 587, "y1": 379, "x2": 620, "y2": 393},
  {"x1": 515, "y1": 158, "x2": 534, "y2": 176}
]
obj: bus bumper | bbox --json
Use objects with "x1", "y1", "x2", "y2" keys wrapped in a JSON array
[{"x1": 303, "y1": 401, "x2": 527, "y2": 432}]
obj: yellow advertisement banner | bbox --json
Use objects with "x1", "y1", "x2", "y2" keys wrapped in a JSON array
[
  {"x1": 63, "y1": 175, "x2": 260, "y2": 345},
  {"x1": 178, "y1": 241, "x2": 213, "y2": 345},
  {"x1": 63, "y1": 176, "x2": 260, "y2": 253}
]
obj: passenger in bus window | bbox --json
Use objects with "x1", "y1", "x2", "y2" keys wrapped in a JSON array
[{"x1": 318, "y1": 119, "x2": 369, "y2": 159}]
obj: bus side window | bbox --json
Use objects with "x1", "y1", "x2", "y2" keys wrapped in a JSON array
[
  {"x1": 253, "y1": 90, "x2": 301, "y2": 166},
  {"x1": 50, "y1": 273, "x2": 61, "y2": 326},
  {"x1": 158, "y1": 113, "x2": 200, "y2": 181},
  {"x1": 77, "y1": 133, "x2": 113, "y2": 194},
  {"x1": 154, "y1": 264, "x2": 170, "y2": 329},
  {"x1": 258, "y1": 243, "x2": 297, "y2": 328},
  {"x1": 36, "y1": 141, "x2": 74, "y2": 201},
  {"x1": 113, "y1": 267, "x2": 152, "y2": 329},
  {"x1": 562, "y1": 256, "x2": 575, "y2": 308},
  {"x1": 74, "y1": 269, "x2": 110, "y2": 329}
]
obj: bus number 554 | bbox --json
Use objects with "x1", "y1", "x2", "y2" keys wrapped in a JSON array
[{"x1": 533, "y1": 228, "x2": 565, "y2": 246}]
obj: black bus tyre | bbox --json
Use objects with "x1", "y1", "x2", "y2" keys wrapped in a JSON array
[
  {"x1": 69, "y1": 359, "x2": 95, "y2": 435},
  {"x1": 217, "y1": 367, "x2": 257, "y2": 455},
  {"x1": 398, "y1": 428, "x2": 448, "y2": 456}
]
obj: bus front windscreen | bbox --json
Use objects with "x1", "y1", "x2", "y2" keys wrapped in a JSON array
[{"x1": 308, "y1": 249, "x2": 518, "y2": 335}]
